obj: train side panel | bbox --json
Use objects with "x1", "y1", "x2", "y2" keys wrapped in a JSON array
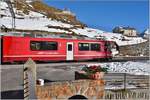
[
  {"x1": 3, "y1": 36, "x2": 67, "y2": 63},
  {"x1": 2, "y1": 36, "x2": 112, "y2": 63},
  {"x1": 3, "y1": 36, "x2": 31, "y2": 62},
  {"x1": 74, "y1": 40, "x2": 111, "y2": 60},
  {"x1": 28, "y1": 37, "x2": 67, "y2": 61}
]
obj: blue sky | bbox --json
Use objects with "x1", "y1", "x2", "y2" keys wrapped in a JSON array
[{"x1": 43, "y1": 0, "x2": 149, "y2": 33}]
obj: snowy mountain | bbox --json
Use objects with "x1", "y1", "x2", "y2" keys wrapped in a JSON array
[
  {"x1": 144, "y1": 28, "x2": 150, "y2": 34},
  {"x1": 143, "y1": 28, "x2": 150, "y2": 38},
  {"x1": 0, "y1": 0, "x2": 147, "y2": 46}
]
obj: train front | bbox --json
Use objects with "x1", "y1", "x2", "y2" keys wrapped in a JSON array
[{"x1": 104, "y1": 41, "x2": 119, "y2": 59}]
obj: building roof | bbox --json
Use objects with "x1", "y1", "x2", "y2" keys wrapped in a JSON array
[
  {"x1": 122, "y1": 27, "x2": 136, "y2": 30},
  {"x1": 114, "y1": 26, "x2": 136, "y2": 30}
]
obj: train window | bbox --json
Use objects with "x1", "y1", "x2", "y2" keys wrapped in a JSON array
[
  {"x1": 30, "y1": 41, "x2": 58, "y2": 51},
  {"x1": 91, "y1": 43, "x2": 100, "y2": 51},
  {"x1": 79, "y1": 43, "x2": 89, "y2": 51},
  {"x1": 68, "y1": 44, "x2": 72, "y2": 51},
  {"x1": 30, "y1": 41, "x2": 41, "y2": 50},
  {"x1": 42, "y1": 42, "x2": 58, "y2": 50}
]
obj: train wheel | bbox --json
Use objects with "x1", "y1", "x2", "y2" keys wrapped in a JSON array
[
  {"x1": 97, "y1": 58, "x2": 105, "y2": 62},
  {"x1": 18, "y1": 61, "x2": 25, "y2": 64},
  {"x1": 106, "y1": 57, "x2": 112, "y2": 62},
  {"x1": 98, "y1": 58, "x2": 112, "y2": 62}
]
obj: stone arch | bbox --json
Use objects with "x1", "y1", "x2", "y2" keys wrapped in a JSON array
[{"x1": 68, "y1": 95, "x2": 87, "y2": 99}]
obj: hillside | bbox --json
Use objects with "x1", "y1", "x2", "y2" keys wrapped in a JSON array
[
  {"x1": 0, "y1": 0, "x2": 147, "y2": 48},
  {"x1": 14, "y1": 0, "x2": 85, "y2": 27}
]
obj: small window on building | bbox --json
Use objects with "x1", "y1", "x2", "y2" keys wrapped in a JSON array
[
  {"x1": 30, "y1": 41, "x2": 58, "y2": 51},
  {"x1": 91, "y1": 43, "x2": 100, "y2": 51},
  {"x1": 79, "y1": 43, "x2": 89, "y2": 51}
]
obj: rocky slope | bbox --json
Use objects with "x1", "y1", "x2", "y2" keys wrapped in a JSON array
[
  {"x1": 14, "y1": 0, "x2": 86, "y2": 27},
  {"x1": 119, "y1": 40, "x2": 149, "y2": 56}
]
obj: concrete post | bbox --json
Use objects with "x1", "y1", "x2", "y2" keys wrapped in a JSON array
[{"x1": 23, "y1": 58, "x2": 37, "y2": 99}]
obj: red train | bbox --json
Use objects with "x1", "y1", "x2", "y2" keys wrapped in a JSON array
[{"x1": 1, "y1": 35, "x2": 117, "y2": 63}]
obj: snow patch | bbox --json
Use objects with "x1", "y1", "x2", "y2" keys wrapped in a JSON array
[
  {"x1": 72, "y1": 27, "x2": 104, "y2": 37},
  {"x1": 144, "y1": 28, "x2": 150, "y2": 34},
  {"x1": 84, "y1": 61, "x2": 150, "y2": 75},
  {"x1": 26, "y1": 0, "x2": 33, "y2": 3},
  {"x1": 72, "y1": 28, "x2": 146, "y2": 46},
  {"x1": 0, "y1": 17, "x2": 73, "y2": 33},
  {"x1": 0, "y1": 1, "x2": 8, "y2": 10}
]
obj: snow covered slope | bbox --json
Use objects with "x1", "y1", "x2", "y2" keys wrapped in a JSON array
[
  {"x1": 0, "y1": 0, "x2": 147, "y2": 46},
  {"x1": 0, "y1": 0, "x2": 74, "y2": 33},
  {"x1": 85, "y1": 61, "x2": 150, "y2": 75},
  {"x1": 72, "y1": 28, "x2": 147, "y2": 46},
  {"x1": 0, "y1": 17, "x2": 73, "y2": 33}
]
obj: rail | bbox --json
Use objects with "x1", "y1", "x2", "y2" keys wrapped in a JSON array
[
  {"x1": 104, "y1": 73, "x2": 149, "y2": 90},
  {"x1": 104, "y1": 89, "x2": 149, "y2": 99}
]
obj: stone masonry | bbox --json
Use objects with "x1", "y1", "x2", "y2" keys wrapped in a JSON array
[{"x1": 36, "y1": 79, "x2": 105, "y2": 99}]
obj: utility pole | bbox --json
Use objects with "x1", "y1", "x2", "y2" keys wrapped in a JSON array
[{"x1": 5, "y1": 0, "x2": 15, "y2": 32}]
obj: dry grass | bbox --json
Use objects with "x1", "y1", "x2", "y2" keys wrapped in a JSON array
[
  {"x1": 30, "y1": 1, "x2": 86, "y2": 27},
  {"x1": 31, "y1": 1, "x2": 62, "y2": 13},
  {"x1": 13, "y1": 0, "x2": 86, "y2": 29}
]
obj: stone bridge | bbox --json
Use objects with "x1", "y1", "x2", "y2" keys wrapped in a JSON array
[
  {"x1": 23, "y1": 58, "x2": 105, "y2": 99},
  {"x1": 36, "y1": 79, "x2": 105, "y2": 99}
]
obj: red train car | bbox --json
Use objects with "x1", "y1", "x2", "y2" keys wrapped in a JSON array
[{"x1": 1, "y1": 35, "x2": 113, "y2": 63}]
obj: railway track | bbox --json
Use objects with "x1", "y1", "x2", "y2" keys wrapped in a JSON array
[
  {"x1": 1, "y1": 56, "x2": 149, "y2": 67},
  {"x1": 104, "y1": 73, "x2": 149, "y2": 89}
]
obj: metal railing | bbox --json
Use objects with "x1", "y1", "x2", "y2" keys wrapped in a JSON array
[{"x1": 104, "y1": 89, "x2": 149, "y2": 99}]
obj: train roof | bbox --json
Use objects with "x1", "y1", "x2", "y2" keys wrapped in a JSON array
[{"x1": 1, "y1": 32, "x2": 108, "y2": 41}]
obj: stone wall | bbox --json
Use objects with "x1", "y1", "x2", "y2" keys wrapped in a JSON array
[
  {"x1": 119, "y1": 40, "x2": 149, "y2": 56},
  {"x1": 36, "y1": 79, "x2": 105, "y2": 99}
]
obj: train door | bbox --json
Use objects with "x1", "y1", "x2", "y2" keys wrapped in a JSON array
[{"x1": 66, "y1": 42, "x2": 74, "y2": 60}]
